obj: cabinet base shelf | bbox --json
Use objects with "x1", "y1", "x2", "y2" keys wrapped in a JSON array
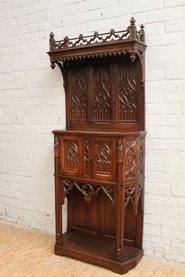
[{"x1": 55, "y1": 232, "x2": 143, "y2": 274}]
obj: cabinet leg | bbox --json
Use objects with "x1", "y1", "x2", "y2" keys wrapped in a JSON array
[
  {"x1": 55, "y1": 178, "x2": 63, "y2": 246},
  {"x1": 115, "y1": 185, "x2": 125, "y2": 262}
]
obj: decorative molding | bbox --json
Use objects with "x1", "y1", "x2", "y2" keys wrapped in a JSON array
[
  {"x1": 84, "y1": 137, "x2": 90, "y2": 177},
  {"x1": 63, "y1": 180, "x2": 114, "y2": 204},
  {"x1": 54, "y1": 136, "x2": 59, "y2": 158},
  {"x1": 125, "y1": 182, "x2": 144, "y2": 215},
  {"x1": 116, "y1": 247, "x2": 122, "y2": 262}
]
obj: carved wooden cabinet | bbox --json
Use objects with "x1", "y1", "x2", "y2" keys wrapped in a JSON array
[{"x1": 48, "y1": 18, "x2": 146, "y2": 274}]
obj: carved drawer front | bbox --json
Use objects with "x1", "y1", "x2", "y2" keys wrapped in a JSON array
[
  {"x1": 90, "y1": 137, "x2": 116, "y2": 181},
  {"x1": 59, "y1": 136, "x2": 82, "y2": 177}
]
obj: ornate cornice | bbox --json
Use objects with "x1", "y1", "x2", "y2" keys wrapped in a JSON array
[{"x1": 47, "y1": 17, "x2": 146, "y2": 68}]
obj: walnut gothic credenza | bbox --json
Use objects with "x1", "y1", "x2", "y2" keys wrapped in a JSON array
[{"x1": 47, "y1": 17, "x2": 146, "y2": 274}]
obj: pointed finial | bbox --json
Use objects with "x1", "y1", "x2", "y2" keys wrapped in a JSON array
[
  {"x1": 49, "y1": 32, "x2": 55, "y2": 50},
  {"x1": 130, "y1": 17, "x2": 136, "y2": 26},
  {"x1": 50, "y1": 32, "x2": 55, "y2": 39}
]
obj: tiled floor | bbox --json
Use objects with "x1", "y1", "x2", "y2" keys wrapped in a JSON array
[{"x1": 0, "y1": 220, "x2": 184, "y2": 277}]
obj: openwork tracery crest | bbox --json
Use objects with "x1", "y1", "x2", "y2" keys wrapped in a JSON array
[{"x1": 63, "y1": 180, "x2": 114, "y2": 204}]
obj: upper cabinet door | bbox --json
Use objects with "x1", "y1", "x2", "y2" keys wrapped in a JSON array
[
  {"x1": 59, "y1": 136, "x2": 82, "y2": 177},
  {"x1": 68, "y1": 65, "x2": 88, "y2": 123},
  {"x1": 90, "y1": 137, "x2": 116, "y2": 182},
  {"x1": 117, "y1": 59, "x2": 138, "y2": 123}
]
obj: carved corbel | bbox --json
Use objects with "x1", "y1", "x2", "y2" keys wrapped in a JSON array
[{"x1": 135, "y1": 49, "x2": 145, "y2": 87}]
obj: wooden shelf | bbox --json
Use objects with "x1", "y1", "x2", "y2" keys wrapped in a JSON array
[{"x1": 55, "y1": 232, "x2": 143, "y2": 274}]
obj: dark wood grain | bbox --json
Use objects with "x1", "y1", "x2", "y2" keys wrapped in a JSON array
[{"x1": 49, "y1": 18, "x2": 146, "y2": 274}]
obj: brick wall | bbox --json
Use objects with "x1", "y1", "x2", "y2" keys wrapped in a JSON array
[{"x1": 0, "y1": 0, "x2": 185, "y2": 263}]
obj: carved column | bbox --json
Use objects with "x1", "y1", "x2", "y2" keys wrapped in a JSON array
[
  {"x1": 115, "y1": 139, "x2": 124, "y2": 262},
  {"x1": 54, "y1": 136, "x2": 63, "y2": 245}
]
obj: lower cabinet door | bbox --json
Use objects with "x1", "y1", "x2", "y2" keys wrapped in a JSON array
[
  {"x1": 90, "y1": 137, "x2": 116, "y2": 182},
  {"x1": 59, "y1": 135, "x2": 82, "y2": 177}
]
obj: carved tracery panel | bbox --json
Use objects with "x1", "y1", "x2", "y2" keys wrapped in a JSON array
[
  {"x1": 118, "y1": 62, "x2": 137, "y2": 122},
  {"x1": 93, "y1": 66, "x2": 111, "y2": 121},
  {"x1": 95, "y1": 143, "x2": 112, "y2": 175},
  {"x1": 138, "y1": 135, "x2": 145, "y2": 179},
  {"x1": 64, "y1": 141, "x2": 79, "y2": 171},
  {"x1": 125, "y1": 138, "x2": 137, "y2": 179},
  {"x1": 70, "y1": 67, "x2": 87, "y2": 121}
]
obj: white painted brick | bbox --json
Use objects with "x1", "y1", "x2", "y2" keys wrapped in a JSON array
[
  {"x1": 146, "y1": 92, "x2": 162, "y2": 103},
  {"x1": 39, "y1": 106, "x2": 63, "y2": 116},
  {"x1": 148, "y1": 171, "x2": 180, "y2": 186},
  {"x1": 2, "y1": 124, "x2": 20, "y2": 134},
  {"x1": 52, "y1": 0, "x2": 75, "y2": 8},
  {"x1": 87, "y1": 18, "x2": 116, "y2": 33},
  {"x1": 88, "y1": 0, "x2": 117, "y2": 11},
  {"x1": 75, "y1": 12, "x2": 88, "y2": 24},
  {"x1": 9, "y1": 62, "x2": 29, "y2": 73},
  {"x1": 146, "y1": 115, "x2": 165, "y2": 127},
  {"x1": 144, "y1": 214, "x2": 161, "y2": 226},
  {"x1": 11, "y1": 98, "x2": 30, "y2": 107},
  {"x1": 164, "y1": 0, "x2": 185, "y2": 7},
  {"x1": 75, "y1": 1, "x2": 88, "y2": 13},
  {"x1": 6, "y1": 6, "x2": 27, "y2": 19},
  {"x1": 145, "y1": 224, "x2": 161, "y2": 237},
  {"x1": 166, "y1": 115, "x2": 185, "y2": 127},
  {"x1": 116, "y1": 14, "x2": 146, "y2": 30},
  {"x1": 34, "y1": 134, "x2": 53, "y2": 144},
  {"x1": 20, "y1": 125, "x2": 40, "y2": 134},
  {"x1": 146, "y1": 103, "x2": 179, "y2": 115},
  {"x1": 146, "y1": 69, "x2": 164, "y2": 81},
  {"x1": 131, "y1": 0, "x2": 163, "y2": 13},
  {"x1": 19, "y1": 106, "x2": 39, "y2": 115},
  {"x1": 146, "y1": 22, "x2": 166, "y2": 37},
  {"x1": 159, "y1": 139, "x2": 185, "y2": 152},
  {"x1": 0, "y1": 82, "x2": 10, "y2": 90},
  {"x1": 148, "y1": 32, "x2": 182, "y2": 46},
  {"x1": 26, "y1": 2, "x2": 43, "y2": 14},
  {"x1": 149, "y1": 56, "x2": 182, "y2": 69},
  {"x1": 171, "y1": 186, "x2": 185, "y2": 198},
  {"x1": 165, "y1": 68, "x2": 185, "y2": 80},
  {"x1": 1, "y1": 36, "x2": 17, "y2": 47},
  {"x1": 162, "y1": 91, "x2": 181, "y2": 103},
  {"x1": 179, "y1": 128, "x2": 185, "y2": 139},
  {"x1": 165, "y1": 18, "x2": 185, "y2": 33},
  {"x1": 146, "y1": 7, "x2": 182, "y2": 23},
  {"x1": 9, "y1": 115, "x2": 28, "y2": 124},
  {"x1": 0, "y1": 133, "x2": 12, "y2": 142},
  {"x1": 0, "y1": 65, "x2": 9, "y2": 74},
  {"x1": 8, "y1": 44, "x2": 28, "y2": 55},
  {"x1": 99, "y1": 4, "x2": 130, "y2": 20},
  {"x1": 178, "y1": 220, "x2": 185, "y2": 231},
  {"x1": 27, "y1": 20, "x2": 50, "y2": 33}
]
